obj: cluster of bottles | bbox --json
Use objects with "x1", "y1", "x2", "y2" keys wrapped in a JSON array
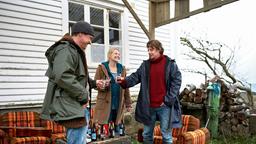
[{"x1": 87, "y1": 120, "x2": 125, "y2": 142}]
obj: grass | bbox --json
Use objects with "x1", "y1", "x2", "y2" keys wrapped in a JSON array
[
  {"x1": 210, "y1": 135, "x2": 256, "y2": 144},
  {"x1": 130, "y1": 135, "x2": 256, "y2": 144}
]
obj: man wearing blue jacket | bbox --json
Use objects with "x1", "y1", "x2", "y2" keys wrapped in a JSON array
[{"x1": 117, "y1": 40, "x2": 182, "y2": 144}]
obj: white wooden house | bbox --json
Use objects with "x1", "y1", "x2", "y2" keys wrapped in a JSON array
[{"x1": 0, "y1": 0, "x2": 173, "y2": 110}]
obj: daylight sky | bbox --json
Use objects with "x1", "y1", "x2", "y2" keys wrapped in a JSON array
[{"x1": 168, "y1": 0, "x2": 256, "y2": 90}]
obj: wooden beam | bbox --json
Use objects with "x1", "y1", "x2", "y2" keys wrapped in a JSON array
[
  {"x1": 149, "y1": 1, "x2": 155, "y2": 39},
  {"x1": 204, "y1": 0, "x2": 222, "y2": 7},
  {"x1": 122, "y1": 0, "x2": 151, "y2": 39},
  {"x1": 149, "y1": 1, "x2": 170, "y2": 39},
  {"x1": 175, "y1": 0, "x2": 189, "y2": 17},
  {"x1": 156, "y1": 0, "x2": 239, "y2": 27},
  {"x1": 148, "y1": 0, "x2": 169, "y2": 3}
]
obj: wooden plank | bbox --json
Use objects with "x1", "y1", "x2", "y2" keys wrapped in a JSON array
[
  {"x1": 0, "y1": 29, "x2": 60, "y2": 43},
  {"x1": 204, "y1": 0, "x2": 222, "y2": 7},
  {"x1": 0, "y1": 56, "x2": 47, "y2": 64},
  {"x1": 90, "y1": 135, "x2": 131, "y2": 144},
  {"x1": 0, "y1": 16, "x2": 62, "y2": 30},
  {"x1": 0, "y1": 22, "x2": 62, "y2": 36},
  {"x1": 0, "y1": 48, "x2": 45, "y2": 58},
  {"x1": 156, "y1": 0, "x2": 239, "y2": 27},
  {"x1": 0, "y1": 63, "x2": 48, "y2": 70},
  {"x1": 0, "y1": 0, "x2": 62, "y2": 13},
  {"x1": 22, "y1": 0, "x2": 62, "y2": 9},
  {"x1": 0, "y1": 36, "x2": 54, "y2": 47},
  {"x1": 175, "y1": 0, "x2": 190, "y2": 17},
  {"x1": 0, "y1": 95, "x2": 45, "y2": 103},
  {"x1": 0, "y1": 88, "x2": 46, "y2": 95},
  {"x1": 0, "y1": 69, "x2": 46, "y2": 76},
  {"x1": 0, "y1": 83, "x2": 47, "y2": 89},
  {"x1": 0, "y1": 2, "x2": 61, "y2": 18},
  {"x1": 0, "y1": 43, "x2": 48, "y2": 52},
  {"x1": 0, "y1": 76, "x2": 47, "y2": 82},
  {"x1": 155, "y1": 1, "x2": 170, "y2": 25},
  {"x1": 0, "y1": 9, "x2": 62, "y2": 25}
]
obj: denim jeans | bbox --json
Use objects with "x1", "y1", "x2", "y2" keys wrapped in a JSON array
[
  {"x1": 143, "y1": 105, "x2": 172, "y2": 144},
  {"x1": 66, "y1": 108, "x2": 90, "y2": 144}
]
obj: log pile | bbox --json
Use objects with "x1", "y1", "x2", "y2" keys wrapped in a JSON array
[
  {"x1": 179, "y1": 84, "x2": 207, "y2": 106},
  {"x1": 218, "y1": 81, "x2": 250, "y2": 137},
  {"x1": 179, "y1": 81, "x2": 251, "y2": 137}
]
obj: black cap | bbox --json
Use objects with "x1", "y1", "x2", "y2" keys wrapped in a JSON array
[{"x1": 71, "y1": 21, "x2": 94, "y2": 37}]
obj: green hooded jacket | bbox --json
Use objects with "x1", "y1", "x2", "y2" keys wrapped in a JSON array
[{"x1": 41, "y1": 34, "x2": 96, "y2": 122}]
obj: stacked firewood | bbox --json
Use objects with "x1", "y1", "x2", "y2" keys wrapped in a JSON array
[
  {"x1": 218, "y1": 81, "x2": 250, "y2": 137},
  {"x1": 179, "y1": 81, "x2": 251, "y2": 137},
  {"x1": 179, "y1": 84, "x2": 208, "y2": 105}
]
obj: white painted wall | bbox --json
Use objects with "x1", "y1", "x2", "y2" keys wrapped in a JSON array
[
  {"x1": 0, "y1": 0, "x2": 174, "y2": 108},
  {"x1": 0, "y1": 0, "x2": 62, "y2": 108}
]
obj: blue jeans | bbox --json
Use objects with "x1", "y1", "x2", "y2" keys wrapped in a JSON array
[
  {"x1": 66, "y1": 108, "x2": 90, "y2": 144},
  {"x1": 143, "y1": 105, "x2": 172, "y2": 144}
]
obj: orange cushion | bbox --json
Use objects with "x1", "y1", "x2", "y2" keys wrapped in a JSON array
[
  {"x1": 10, "y1": 136, "x2": 51, "y2": 144},
  {"x1": 0, "y1": 112, "x2": 42, "y2": 128},
  {"x1": 172, "y1": 115, "x2": 200, "y2": 137},
  {"x1": 181, "y1": 128, "x2": 210, "y2": 144}
]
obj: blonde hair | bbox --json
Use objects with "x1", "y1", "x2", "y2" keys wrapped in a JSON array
[{"x1": 107, "y1": 47, "x2": 120, "y2": 61}]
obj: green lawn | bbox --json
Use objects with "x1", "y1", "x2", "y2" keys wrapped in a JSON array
[
  {"x1": 210, "y1": 136, "x2": 256, "y2": 144},
  {"x1": 131, "y1": 135, "x2": 256, "y2": 144}
]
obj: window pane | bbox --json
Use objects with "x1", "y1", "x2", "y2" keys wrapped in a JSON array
[
  {"x1": 92, "y1": 27, "x2": 104, "y2": 44},
  {"x1": 69, "y1": 3, "x2": 84, "y2": 21},
  {"x1": 109, "y1": 11, "x2": 121, "y2": 29},
  {"x1": 109, "y1": 29, "x2": 121, "y2": 45},
  {"x1": 91, "y1": 45, "x2": 105, "y2": 63},
  {"x1": 90, "y1": 7, "x2": 104, "y2": 26},
  {"x1": 68, "y1": 23, "x2": 74, "y2": 34}
]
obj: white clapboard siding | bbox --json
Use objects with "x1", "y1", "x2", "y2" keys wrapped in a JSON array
[
  {"x1": 0, "y1": 49, "x2": 45, "y2": 58},
  {"x1": 1, "y1": 43, "x2": 48, "y2": 53},
  {"x1": 0, "y1": 0, "x2": 62, "y2": 107},
  {"x1": 0, "y1": 69, "x2": 46, "y2": 76},
  {"x1": 0, "y1": 23, "x2": 62, "y2": 36},
  {"x1": 0, "y1": 16, "x2": 62, "y2": 31},
  {"x1": 126, "y1": 0, "x2": 172, "y2": 95},
  {"x1": 0, "y1": 56, "x2": 47, "y2": 65},
  {"x1": 0, "y1": 36, "x2": 55, "y2": 47},
  {"x1": 0, "y1": 29, "x2": 60, "y2": 42},
  {"x1": 0, "y1": 95, "x2": 45, "y2": 104},
  {"x1": 0, "y1": 0, "x2": 62, "y2": 13},
  {"x1": 0, "y1": 83, "x2": 47, "y2": 89}
]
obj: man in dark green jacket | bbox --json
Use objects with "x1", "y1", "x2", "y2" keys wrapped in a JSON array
[{"x1": 41, "y1": 21, "x2": 103, "y2": 144}]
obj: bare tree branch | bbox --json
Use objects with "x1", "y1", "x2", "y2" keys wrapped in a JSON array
[{"x1": 180, "y1": 36, "x2": 253, "y2": 107}]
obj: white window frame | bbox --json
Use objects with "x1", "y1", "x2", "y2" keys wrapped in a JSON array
[{"x1": 67, "y1": 1, "x2": 127, "y2": 67}]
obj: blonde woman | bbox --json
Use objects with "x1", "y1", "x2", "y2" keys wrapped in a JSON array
[{"x1": 93, "y1": 48, "x2": 132, "y2": 132}]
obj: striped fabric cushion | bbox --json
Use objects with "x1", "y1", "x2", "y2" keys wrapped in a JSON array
[
  {"x1": 172, "y1": 115, "x2": 200, "y2": 138},
  {"x1": 153, "y1": 136, "x2": 177, "y2": 144},
  {"x1": 181, "y1": 128, "x2": 210, "y2": 144},
  {"x1": 11, "y1": 136, "x2": 51, "y2": 144},
  {"x1": 44, "y1": 121, "x2": 66, "y2": 134},
  {"x1": 51, "y1": 133, "x2": 66, "y2": 144},
  {"x1": 0, "y1": 112, "x2": 42, "y2": 128},
  {"x1": 0, "y1": 111, "x2": 45, "y2": 137}
]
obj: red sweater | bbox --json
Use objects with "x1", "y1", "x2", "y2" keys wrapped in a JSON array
[{"x1": 149, "y1": 55, "x2": 166, "y2": 108}]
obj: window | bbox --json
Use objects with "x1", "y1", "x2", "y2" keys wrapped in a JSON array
[{"x1": 68, "y1": 2, "x2": 123, "y2": 64}]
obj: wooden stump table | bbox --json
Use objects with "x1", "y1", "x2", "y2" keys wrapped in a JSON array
[{"x1": 90, "y1": 135, "x2": 131, "y2": 144}]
